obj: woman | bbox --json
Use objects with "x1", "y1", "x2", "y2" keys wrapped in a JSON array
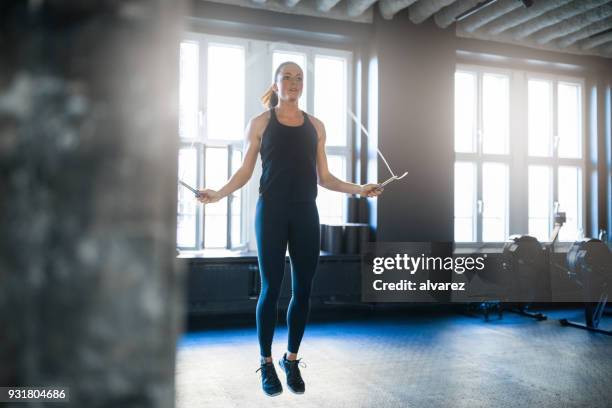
[{"x1": 197, "y1": 61, "x2": 383, "y2": 397}]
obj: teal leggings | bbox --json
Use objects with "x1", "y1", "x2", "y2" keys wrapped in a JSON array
[{"x1": 255, "y1": 197, "x2": 320, "y2": 357}]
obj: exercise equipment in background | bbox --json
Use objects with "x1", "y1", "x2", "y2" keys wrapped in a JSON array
[
  {"x1": 466, "y1": 212, "x2": 565, "y2": 322},
  {"x1": 320, "y1": 196, "x2": 370, "y2": 255},
  {"x1": 501, "y1": 235, "x2": 548, "y2": 321},
  {"x1": 560, "y1": 238, "x2": 611, "y2": 335},
  {"x1": 320, "y1": 224, "x2": 370, "y2": 255},
  {"x1": 346, "y1": 195, "x2": 369, "y2": 224}
]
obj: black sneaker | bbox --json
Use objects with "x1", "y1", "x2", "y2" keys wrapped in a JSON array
[
  {"x1": 278, "y1": 353, "x2": 306, "y2": 394},
  {"x1": 255, "y1": 361, "x2": 283, "y2": 397}
]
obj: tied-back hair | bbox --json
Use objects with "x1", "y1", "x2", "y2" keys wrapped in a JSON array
[{"x1": 260, "y1": 61, "x2": 301, "y2": 109}]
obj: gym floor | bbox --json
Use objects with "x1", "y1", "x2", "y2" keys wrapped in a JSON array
[{"x1": 175, "y1": 307, "x2": 612, "y2": 408}]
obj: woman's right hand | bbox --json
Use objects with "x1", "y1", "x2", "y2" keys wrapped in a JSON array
[{"x1": 197, "y1": 189, "x2": 222, "y2": 204}]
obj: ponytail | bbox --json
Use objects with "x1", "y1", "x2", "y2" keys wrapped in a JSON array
[
  {"x1": 260, "y1": 83, "x2": 278, "y2": 109},
  {"x1": 261, "y1": 61, "x2": 300, "y2": 109}
]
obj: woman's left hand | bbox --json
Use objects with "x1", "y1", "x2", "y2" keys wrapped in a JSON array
[
  {"x1": 360, "y1": 183, "x2": 383, "y2": 198},
  {"x1": 197, "y1": 189, "x2": 222, "y2": 204}
]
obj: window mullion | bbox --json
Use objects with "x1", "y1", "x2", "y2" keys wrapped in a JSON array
[
  {"x1": 200, "y1": 38, "x2": 208, "y2": 142},
  {"x1": 552, "y1": 80, "x2": 559, "y2": 213},
  {"x1": 198, "y1": 143, "x2": 205, "y2": 250},
  {"x1": 512, "y1": 70, "x2": 527, "y2": 236},
  {"x1": 227, "y1": 145, "x2": 232, "y2": 249},
  {"x1": 477, "y1": 72, "x2": 484, "y2": 242}
]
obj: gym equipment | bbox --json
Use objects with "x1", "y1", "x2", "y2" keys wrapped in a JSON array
[
  {"x1": 324, "y1": 224, "x2": 344, "y2": 254},
  {"x1": 344, "y1": 223, "x2": 370, "y2": 255},
  {"x1": 464, "y1": 301, "x2": 503, "y2": 321},
  {"x1": 549, "y1": 211, "x2": 566, "y2": 251},
  {"x1": 560, "y1": 238, "x2": 611, "y2": 335},
  {"x1": 345, "y1": 196, "x2": 369, "y2": 224},
  {"x1": 320, "y1": 223, "x2": 369, "y2": 255},
  {"x1": 500, "y1": 212, "x2": 566, "y2": 320},
  {"x1": 501, "y1": 235, "x2": 548, "y2": 320},
  {"x1": 465, "y1": 213, "x2": 565, "y2": 322}
]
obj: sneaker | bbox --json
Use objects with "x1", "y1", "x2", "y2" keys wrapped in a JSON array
[
  {"x1": 278, "y1": 353, "x2": 306, "y2": 394},
  {"x1": 255, "y1": 361, "x2": 283, "y2": 397}
]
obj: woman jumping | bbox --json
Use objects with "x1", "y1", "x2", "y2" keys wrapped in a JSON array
[{"x1": 197, "y1": 61, "x2": 383, "y2": 397}]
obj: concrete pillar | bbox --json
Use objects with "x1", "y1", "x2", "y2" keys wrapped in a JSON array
[{"x1": 0, "y1": 1, "x2": 186, "y2": 406}]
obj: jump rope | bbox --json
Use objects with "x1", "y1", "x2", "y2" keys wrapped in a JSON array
[{"x1": 178, "y1": 44, "x2": 408, "y2": 198}]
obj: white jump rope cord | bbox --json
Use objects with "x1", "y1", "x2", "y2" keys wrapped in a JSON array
[{"x1": 347, "y1": 109, "x2": 397, "y2": 179}]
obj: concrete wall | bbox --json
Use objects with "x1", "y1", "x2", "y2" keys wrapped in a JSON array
[{"x1": 371, "y1": 11, "x2": 456, "y2": 242}]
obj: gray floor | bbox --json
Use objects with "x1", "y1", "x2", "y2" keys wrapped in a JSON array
[{"x1": 175, "y1": 308, "x2": 612, "y2": 408}]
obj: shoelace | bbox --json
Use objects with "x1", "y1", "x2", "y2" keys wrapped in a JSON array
[
  {"x1": 255, "y1": 361, "x2": 284, "y2": 381},
  {"x1": 255, "y1": 362, "x2": 273, "y2": 374},
  {"x1": 284, "y1": 358, "x2": 307, "y2": 382},
  {"x1": 290, "y1": 359, "x2": 307, "y2": 369}
]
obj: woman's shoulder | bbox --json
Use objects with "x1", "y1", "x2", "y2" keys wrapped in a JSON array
[
  {"x1": 305, "y1": 112, "x2": 323, "y2": 131},
  {"x1": 249, "y1": 110, "x2": 273, "y2": 130}
]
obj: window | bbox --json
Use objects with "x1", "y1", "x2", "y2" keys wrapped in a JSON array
[
  {"x1": 177, "y1": 37, "x2": 247, "y2": 250},
  {"x1": 527, "y1": 76, "x2": 584, "y2": 242},
  {"x1": 207, "y1": 44, "x2": 245, "y2": 141},
  {"x1": 454, "y1": 161, "x2": 476, "y2": 242},
  {"x1": 177, "y1": 41, "x2": 200, "y2": 249},
  {"x1": 177, "y1": 147, "x2": 198, "y2": 248},
  {"x1": 313, "y1": 54, "x2": 349, "y2": 225},
  {"x1": 177, "y1": 34, "x2": 352, "y2": 249},
  {"x1": 454, "y1": 65, "x2": 585, "y2": 244},
  {"x1": 528, "y1": 165, "x2": 553, "y2": 242},
  {"x1": 454, "y1": 68, "x2": 510, "y2": 242}
]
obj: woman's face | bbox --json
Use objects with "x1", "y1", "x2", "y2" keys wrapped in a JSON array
[{"x1": 274, "y1": 64, "x2": 303, "y2": 102}]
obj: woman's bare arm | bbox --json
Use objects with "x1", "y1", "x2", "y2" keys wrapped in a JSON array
[
  {"x1": 198, "y1": 113, "x2": 267, "y2": 203},
  {"x1": 312, "y1": 115, "x2": 382, "y2": 198}
]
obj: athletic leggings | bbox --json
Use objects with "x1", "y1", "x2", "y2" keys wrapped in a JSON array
[{"x1": 255, "y1": 196, "x2": 320, "y2": 357}]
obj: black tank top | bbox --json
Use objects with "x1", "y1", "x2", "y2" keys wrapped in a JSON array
[{"x1": 258, "y1": 108, "x2": 318, "y2": 202}]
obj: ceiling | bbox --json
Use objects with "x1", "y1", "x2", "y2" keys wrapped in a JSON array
[{"x1": 203, "y1": 0, "x2": 612, "y2": 58}]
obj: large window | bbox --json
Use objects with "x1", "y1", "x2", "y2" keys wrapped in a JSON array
[
  {"x1": 454, "y1": 66, "x2": 585, "y2": 243},
  {"x1": 527, "y1": 77, "x2": 584, "y2": 241},
  {"x1": 177, "y1": 41, "x2": 199, "y2": 249},
  {"x1": 177, "y1": 34, "x2": 352, "y2": 249},
  {"x1": 454, "y1": 68, "x2": 510, "y2": 242},
  {"x1": 177, "y1": 37, "x2": 247, "y2": 250}
]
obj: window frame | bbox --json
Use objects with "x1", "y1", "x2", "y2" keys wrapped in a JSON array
[
  {"x1": 454, "y1": 63, "x2": 587, "y2": 246},
  {"x1": 525, "y1": 71, "x2": 586, "y2": 242},
  {"x1": 455, "y1": 64, "x2": 512, "y2": 244}
]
